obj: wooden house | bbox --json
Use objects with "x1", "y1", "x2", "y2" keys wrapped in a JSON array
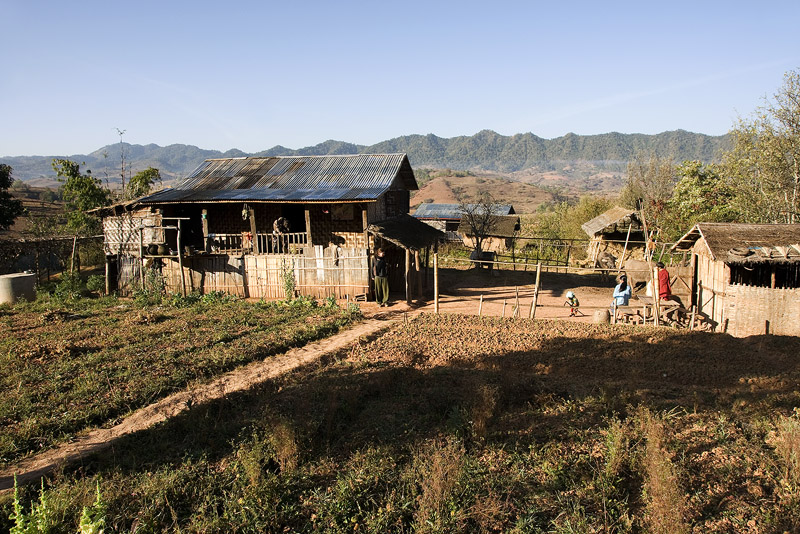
[
  {"x1": 671, "y1": 223, "x2": 800, "y2": 336},
  {"x1": 98, "y1": 154, "x2": 443, "y2": 302},
  {"x1": 413, "y1": 203, "x2": 515, "y2": 242},
  {"x1": 457, "y1": 215, "x2": 521, "y2": 253},
  {"x1": 582, "y1": 206, "x2": 645, "y2": 267}
]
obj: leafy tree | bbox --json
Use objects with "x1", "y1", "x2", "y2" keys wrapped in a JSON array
[
  {"x1": 0, "y1": 164, "x2": 24, "y2": 230},
  {"x1": 52, "y1": 159, "x2": 110, "y2": 235},
  {"x1": 126, "y1": 167, "x2": 161, "y2": 199},
  {"x1": 534, "y1": 196, "x2": 612, "y2": 241},
  {"x1": 667, "y1": 161, "x2": 737, "y2": 237},
  {"x1": 723, "y1": 69, "x2": 800, "y2": 223}
]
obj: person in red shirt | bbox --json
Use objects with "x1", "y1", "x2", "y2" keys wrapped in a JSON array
[{"x1": 656, "y1": 262, "x2": 672, "y2": 300}]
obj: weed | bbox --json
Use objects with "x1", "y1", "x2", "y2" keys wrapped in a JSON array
[
  {"x1": 637, "y1": 407, "x2": 690, "y2": 534},
  {"x1": 773, "y1": 413, "x2": 800, "y2": 490},
  {"x1": 412, "y1": 438, "x2": 466, "y2": 533}
]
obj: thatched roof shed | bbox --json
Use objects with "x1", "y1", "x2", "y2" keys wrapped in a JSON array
[
  {"x1": 582, "y1": 207, "x2": 642, "y2": 237},
  {"x1": 367, "y1": 214, "x2": 445, "y2": 251},
  {"x1": 672, "y1": 223, "x2": 800, "y2": 264}
]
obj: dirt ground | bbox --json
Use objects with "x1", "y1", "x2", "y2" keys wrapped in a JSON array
[
  {"x1": 364, "y1": 265, "x2": 624, "y2": 323},
  {"x1": 0, "y1": 267, "x2": 649, "y2": 492}
]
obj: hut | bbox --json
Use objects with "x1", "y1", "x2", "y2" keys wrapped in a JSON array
[
  {"x1": 582, "y1": 206, "x2": 645, "y2": 267},
  {"x1": 457, "y1": 214, "x2": 521, "y2": 253},
  {"x1": 671, "y1": 223, "x2": 800, "y2": 336},
  {"x1": 97, "y1": 154, "x2": 442, "y2": 302},
  {"x1": 413, "y1": 203, "x2": 515, "y2": 242}
]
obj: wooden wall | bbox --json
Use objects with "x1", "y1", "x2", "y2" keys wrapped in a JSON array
[{"x1": 694, "y1": 251, "x2": 729, "y2": 329}]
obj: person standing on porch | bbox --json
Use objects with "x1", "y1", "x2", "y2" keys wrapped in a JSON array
[{"x1": 373, "y1": 248, "x2": 389, "y2": 307}]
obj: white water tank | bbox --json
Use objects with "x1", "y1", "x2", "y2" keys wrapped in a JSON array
[{"x1": 0, "y1": 272, "x2": 37, "y2": 304}]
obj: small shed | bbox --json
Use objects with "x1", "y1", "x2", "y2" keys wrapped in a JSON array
[
  {"x1": 413, "y1": 203, "x2": 515, "y2": 242},
  {"x1": 671, "y1": 223, "x2": 800, "y2": 336},
  {"x1": 457, "y1": 215, "x2": 521, "y2": 253},
  {"x1": 582, "y1": 206, "x2": 645, "y2": 266}
]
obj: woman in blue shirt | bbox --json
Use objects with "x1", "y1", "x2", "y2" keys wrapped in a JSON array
[{"x1": 612, "y1": 275, "x2": 632, "y2": 307}]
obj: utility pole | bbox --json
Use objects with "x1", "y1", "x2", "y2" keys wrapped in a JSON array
[{"x1": 115, "y1": 128, "x2": 127, "y2": 198}]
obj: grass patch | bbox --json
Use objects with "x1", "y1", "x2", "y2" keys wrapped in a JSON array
[{"x1": 0, "y1": 296, "x2": 360, "y2": 466}]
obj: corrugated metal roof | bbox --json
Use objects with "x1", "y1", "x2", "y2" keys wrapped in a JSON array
[
  {"x1": 412, "y1": 203, "x2": 515, "y2": 220},
  {"x1": 582, "y1": 207, "x2": 641, "y2": 237},
  {"x1": 139, "y1": 154, "x2": 417, "y2": 204}
]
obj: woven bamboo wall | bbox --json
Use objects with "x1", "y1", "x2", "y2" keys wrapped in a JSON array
[
  {"x1": 724, "y1": 285, "x2": 800, "y2": 336},
  {"x1": 128, "y1": 246, "x2": 370, "y2": 300},
  {"x1": 103, "y1": 209, "x2": 164, "y2": 255}
]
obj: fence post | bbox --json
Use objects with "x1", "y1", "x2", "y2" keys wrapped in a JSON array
[
  {"x1": 434, "y1": 253, "x2": 439, "y2": 315},
  {"x1": 478, "y1": 294, "x2": 483, "y2": 316},
  {"x1": 530, "y1": 262, "x2": 542, "y2": 319}
]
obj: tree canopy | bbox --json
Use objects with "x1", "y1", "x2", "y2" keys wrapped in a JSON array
[
  {"x1": 53, "y1": 159, "x2": 110, "y2": 235},
  {"x1": 723, "y1": 69, "x2": 800, "y2": 223},
  {"x1": 126, "y1": 167, "x2": 161, "y2": 200},
  {"x1": 0, "y1": 164, "x2": 24, "y2": 231}
]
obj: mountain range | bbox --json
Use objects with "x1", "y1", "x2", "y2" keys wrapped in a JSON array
[{"x1": 1, "y1": 129, "x2": 730, "y2": 187}]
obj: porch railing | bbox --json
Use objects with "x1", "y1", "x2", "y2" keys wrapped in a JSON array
[{"x1": 207, "y1": 232, "x2": 308, "y2": 255}]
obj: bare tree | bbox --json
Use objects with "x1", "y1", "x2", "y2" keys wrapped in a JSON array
[{"x1": 459, "y1": 192, "x2": 503, "y2": 258}]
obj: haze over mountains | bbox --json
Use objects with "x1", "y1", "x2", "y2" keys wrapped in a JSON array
[{"x1": 2, "y1": 129, "x2": 730, "y2": 187}]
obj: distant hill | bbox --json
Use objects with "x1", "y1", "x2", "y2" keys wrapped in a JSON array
[{"x1": 0, "y1": 129, "x2": 730, "y2": 187}]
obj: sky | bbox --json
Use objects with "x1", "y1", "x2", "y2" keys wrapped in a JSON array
[{"x1": 2, "y1": 0, "x2": 799, "y2": 157}]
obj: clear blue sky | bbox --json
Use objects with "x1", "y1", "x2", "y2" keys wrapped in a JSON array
[{"x1": 2, "y1": 0, "x2": 798, "y2": 156}]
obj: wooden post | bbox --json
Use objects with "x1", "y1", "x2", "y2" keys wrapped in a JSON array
[
  {"x1": 689, "y1": 305, "x2": 696, "y2": 331},
  {"x1": 177, "y1": 220, "x2": 187, "y2": 296},
  {"x1": 502, "y1": 299, "x2": 506, "y2": 318},
  {"x1": 514, "y1": 286, "x2": 520, "y2": 317},
  {"x1": 305, "y1": 208, "x2": 313, "y2": 249},
  {"x1": 653, "y1": 266, "x2": 660, "y2": 326},
  {"x1": 105, "y1": 255, "x2": 111, "y2": 295},
  {"x1": 530, "y1": 262, "x2": 541, "y2": 319},
  {"x1": 405, "y1": 248, "x2": 411, "y2": 304},
  {"x1": 249, "y1": 208, "x2": 259, "y2": 254},
  {"x1": 139, "y1": 227, "x2": 145, "y2": 290},
  {"x1": 434, "y1": 252, "x2": 439, "y2": 314},
  {"x1": 70, "y1": 236, "x2": 78, "y2": 274},
  {"x1": 478, "y1": 294, "x2": 483, "y2": 316},
  {"x1": 618, "y1": 224, "x2": 632, "y2": 270},
  {"x1": 362, "y1": 207, "x2": 369, "y2": 249},
  {"x1": 415, "y1": 250, "x2": 422, "y2": 301},
  {"x1": 201, "y1": 209, "x2": 209, "y2": 252}
]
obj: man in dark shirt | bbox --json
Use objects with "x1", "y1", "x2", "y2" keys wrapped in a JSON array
[{"x1": 373, "y1": 248, "x2": 389, "y2": 306}]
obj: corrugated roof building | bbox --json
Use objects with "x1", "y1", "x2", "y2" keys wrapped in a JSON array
[{"x1": 100, "y1": 154, "x2": 441, "y2": 303}]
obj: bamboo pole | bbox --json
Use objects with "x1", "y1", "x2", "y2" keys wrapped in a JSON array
[
  {"x1": 618, "y1": 224, "x2": 632, "y2": 270},
  {"x1": 514, "y1": 286, "x2": 520, "y2": 317},
  {"x1": 405, "y1": 248, "x2": 411, "y2": 304},
  {"x1": 478, "y1": 294, "x2": 483, "y2": 316},
  {"x1": 502, "y1": 299, "x2": 506, "y2": 318}
]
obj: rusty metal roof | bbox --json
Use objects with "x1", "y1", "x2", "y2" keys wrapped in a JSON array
[
  {"x1": 412, "y1": 203, "x2": 515, "y2": 220},
  {"x1": 139, "y1": 154, "x2": 417, "y2": 204}
]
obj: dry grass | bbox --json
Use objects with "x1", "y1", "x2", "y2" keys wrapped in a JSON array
[{"x1": 638, "y1": 408, "x2": 689, "y2": 534}]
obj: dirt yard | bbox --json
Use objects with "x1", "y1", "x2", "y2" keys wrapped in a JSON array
[{"x1": 363, "y1": 264, "x2": 624, "y2": 322}]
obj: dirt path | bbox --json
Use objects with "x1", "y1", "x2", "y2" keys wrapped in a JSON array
[{"x1": 0, "y1": 314, "x2": 405, "y2": 492}]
